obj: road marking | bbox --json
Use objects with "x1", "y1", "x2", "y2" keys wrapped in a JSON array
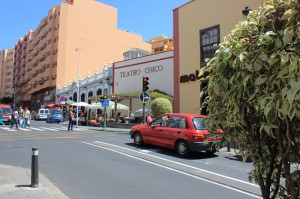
[
  {"x1": 18, "y1": 128, "x2": 31, "y2": 131},
  {"x1": 82, "y1": 141, "x2": 261, "y2": 198},
  {"x1": 29, "y1": 127, "x2": 46, "y2": 131}
]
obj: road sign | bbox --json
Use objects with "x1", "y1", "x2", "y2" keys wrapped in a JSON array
[
  {"x1": 101, "y1": 99, "x2": 110, "y2": 108},
  {"x1": 139, "y1": 92, "x2": 150, "y2": 103},
  {"x1": 59, "y1": 96, "x2": 66, "y2": 102}
]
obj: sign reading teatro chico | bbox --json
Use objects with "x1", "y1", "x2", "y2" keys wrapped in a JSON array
[
  {"x1": 180, "y1": 70, "x2": 201, "y2": 83},
  {"x1": 120, "y1": 65, "x2": 164, "y2": 78}
]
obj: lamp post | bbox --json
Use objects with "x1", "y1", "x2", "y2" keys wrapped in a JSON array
[
  {"x1": 76, "y1": 38, "x2": 82, "y2": 127},
  {"x1": 242, "y1": 6, "x2": 251, "y2": 20}
]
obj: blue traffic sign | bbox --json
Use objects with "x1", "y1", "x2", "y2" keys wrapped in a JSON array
[{"x1": 101, "y1": 99, "x2": 110, "y2": 108}]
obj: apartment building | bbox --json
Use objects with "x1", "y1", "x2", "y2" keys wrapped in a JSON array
[
  {"x1": 0, "y1": 48, "x2": 14, "y2": 100},
  {"x1": 13, "y1": 0, "x2": 151, "y2": 110},
  {"x1": 173, "y1": 0, "x2": 263, "y2": 113},
  {"x1": 147, "y1": 36, "x2": 173, "y2": 53},
  {"x1": 14, "y1": 31, "x2": 34, "y2": 107}
]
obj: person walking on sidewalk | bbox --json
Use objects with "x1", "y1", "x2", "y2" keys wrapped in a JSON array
[
  {"x1": 24, "y1": 107, "x2": 31, "y2": 129},
  {"x1": 0, "y1": 109, "x2": 6, "y2": 127},
  {"x1": 9, "y1": 109, "x2": 19, "y2": 130},
  {"x1": 68, "y1": 107, "x2": 74, "y2": 131}
]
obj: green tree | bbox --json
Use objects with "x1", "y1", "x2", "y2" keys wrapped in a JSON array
[
  {"x1": 201, "y1": 0, "x2": 300, "y2": 198},
  {"x1": 151, "y1": 98, "x2": 172, "y2": 118}
]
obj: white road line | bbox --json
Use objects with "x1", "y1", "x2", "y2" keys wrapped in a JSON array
[
  {"x1": 94, "y1": 141, "x2": 259, "y2": 188},
  {"x1": 29, "y1": 127, "x2": 46, "y2": 131},
  {"x1": 82, "y1": 141, "x2": 261, "y2": 198},
  {"x1": 18, "y1": 128, "x2": 31, "y2": 131},
  {"x1": 39, "y1": 127, "x2": 60, "y2": 131}
]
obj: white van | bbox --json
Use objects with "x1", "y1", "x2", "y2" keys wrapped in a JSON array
[{"x1": 35, "y1": 109, "x2": 50, "y2": 120}]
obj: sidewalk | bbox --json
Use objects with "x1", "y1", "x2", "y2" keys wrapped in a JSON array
[
  {"x1": 0, "y1": 164, "x2": 69, "y2": 199},
  {"x1": 60, "y1": 121, "x2": 130, "y2": 132}
]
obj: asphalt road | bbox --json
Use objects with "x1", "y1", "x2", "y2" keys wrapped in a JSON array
[{"x1": 0, "y1": 121, "x2": 261, "y2": 199}]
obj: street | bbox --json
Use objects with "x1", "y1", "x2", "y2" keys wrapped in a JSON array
[{"x1": 0, "y1": 120, "x2": 261, "y2": 199}]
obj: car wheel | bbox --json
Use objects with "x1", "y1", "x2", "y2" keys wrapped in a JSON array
[
  {"x1": 176, "y1": 140, "x2": 190, "y2": 157},
  {"x1": 133, "y1": 132, "x2": 144, "y2": 146}
]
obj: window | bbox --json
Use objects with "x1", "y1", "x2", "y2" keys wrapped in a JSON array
[
  {"x1": 192, "y1": 117, "x2": 207, "y2": 130},
  {"x1": 96, "y1": 88, "x2": 102, "y2": 96},
  {"x1": 200, "y1": 25, "x2": 220, "y2": 66},
  {"x1": 167, "y1": 116, "x2": 188, "y2": 129}
]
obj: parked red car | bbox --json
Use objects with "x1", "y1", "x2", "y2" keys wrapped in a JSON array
[{"x1": 130, "y1": 113, "x2": 222, "y2": 156}]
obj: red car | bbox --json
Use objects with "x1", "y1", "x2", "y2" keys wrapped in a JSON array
[{"x1": 130, "y1": 113, "x2": 222, "y2": 156}]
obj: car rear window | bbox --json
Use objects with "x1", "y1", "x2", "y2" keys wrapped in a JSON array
[{"x1": 192, "y1": 117, "x2": 207, "y2": 130}]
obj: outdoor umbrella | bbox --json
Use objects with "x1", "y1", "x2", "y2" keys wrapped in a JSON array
[
  {"x1": 65, "y1": 99, "x2": 76, "y2": 105},
  {"x1": 46, "y1": 103, "x2": 57, "y2": 108},
  {"x1": 134, "y1": 108, "x2": 151, "y2": 115}
]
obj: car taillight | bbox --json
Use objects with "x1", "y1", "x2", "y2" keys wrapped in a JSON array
[{"x1": 192, "y1": 134, "x2": 206, "y2": 141}]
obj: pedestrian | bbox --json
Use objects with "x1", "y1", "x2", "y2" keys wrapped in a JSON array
[
  {"x1": 19, "y1": 106, "x2": 25, "y2": 128},
  {"x1": 0, "y1": 109, "x2": 6, "y2": 127},
  {"x1": 146, "y1": 114, "x2": 152, "y2": 123},
  {"x1": 68, "y1": 107, "x2": 74, "y2": 131},
  {"x1": 9, "y1": 109, "x2": 19, "y2": 130},
  {"x1": 130, "y1": 112, "x2": 135, "y2": 123},
  {"x1": 24, "y1": 107, "x2": 31, "y2": 129}
]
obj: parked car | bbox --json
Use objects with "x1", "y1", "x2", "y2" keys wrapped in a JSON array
[
  {"x1": 0, "y1": 104, "x2": 12, "y2": 124},
  {"x1": 35, "y1": 109, "x2": 50, "y2": 121},
  {"x1": 46, "y1": 110, "x2": 63, "y2": 123},
  {"x1": 130, "y1": 113, "x2": 223, "y2": 157}
]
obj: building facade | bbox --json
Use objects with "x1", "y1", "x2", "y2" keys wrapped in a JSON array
[
  {"x1": 173, "y1": 0, "x2": 263, "y2": 113},
  {"x1": 147, "y1": 36, "x2": 173, "y2": 53},
  {"x1": 113, "y1": 50, "x2": 174, "y2": 113},
  {"x1": 13, "y1": 30, "x2": 34, "y2": 108},
  {"x1": 56, "y1": 65, "x2": 112, "y2": 105},
  {"x1": 13, "y1": 0, "x2": 151, "y2": 110},
  {"x1": 0, "y1": 48, "x2": 14, "y2": 100},
  {"x1": 113, "y1": 50, "x2": 174, "y2": 96}
]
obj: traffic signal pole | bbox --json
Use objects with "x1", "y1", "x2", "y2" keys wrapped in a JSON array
[{"x1": 142, "y1": 77, "x2": 150, "y2": 123}]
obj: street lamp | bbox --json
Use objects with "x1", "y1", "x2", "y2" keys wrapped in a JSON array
[
  {"x1": 242, "y1": 6, "x2": 251, "y2": 20},
  {"x1": 76, "y1": 38, "x2": 83, "y2": 127}
]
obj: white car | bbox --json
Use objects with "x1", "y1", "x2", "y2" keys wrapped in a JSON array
[{"x1": 35, "y1": 109, "x2": 50, "y2": 120}]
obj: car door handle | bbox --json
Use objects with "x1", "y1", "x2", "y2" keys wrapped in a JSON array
[{"x1": 177, "y1": 131, "x2": 181, "y2": 134}]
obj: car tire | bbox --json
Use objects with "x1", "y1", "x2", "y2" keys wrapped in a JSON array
[
  {"x1": 176, "y1": 140, "x2": 190, "y2": 157},
  {"x1": 133, "y1": 132, "x2": 144, "y2": 146}
]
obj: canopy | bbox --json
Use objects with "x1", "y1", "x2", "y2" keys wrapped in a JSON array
[
  {"x1": 134, "y1": 108, "x2": 151, "y2": 115},
  {"x1": 89, "y1": 101, "x2": 129, "y2": 110},
  {"x1": 65, "y1": 99, "x2": 76, "y2": 105},
  {"x1": 70, "y1": 102, "x2": 90, "y2": 107},
  {"x1": 46, "y1": 103, "x2": 69, "y2": 108}
]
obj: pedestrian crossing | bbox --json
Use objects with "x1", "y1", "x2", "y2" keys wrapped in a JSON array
[{"x1": 0, "y1": 126, "x2": 88, "y2": 132}]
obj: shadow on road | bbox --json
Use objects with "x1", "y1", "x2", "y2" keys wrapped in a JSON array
[{"x1": 125, "y1": 143, "x2": 218, "y2": 160}]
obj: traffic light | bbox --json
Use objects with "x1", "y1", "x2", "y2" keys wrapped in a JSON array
[
  {"x1": 142, "y1": 77, "x2": 149, "y2": 92},
  {"x1": 103, "y1": 95, "x2": 107, "y2": 99}
]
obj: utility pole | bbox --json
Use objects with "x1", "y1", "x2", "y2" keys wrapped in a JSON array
[{"x1": 76, "y1": 38, "x2": 82, "y2": 127}]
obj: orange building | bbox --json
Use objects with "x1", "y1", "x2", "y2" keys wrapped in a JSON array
[
  {"x1": 13, "y1": 0, "x2": 151, "y2": 109},
  {"x1": 147, "y1": 36, "x2": 173, "y2": 53},
  {"x1": 0, "y1": 48, "x2": 14, "y2": 100}
]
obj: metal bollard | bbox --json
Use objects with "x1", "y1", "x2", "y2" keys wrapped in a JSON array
[{"x1": 31, "y1": 147, "x2": 39, "y2": 188}]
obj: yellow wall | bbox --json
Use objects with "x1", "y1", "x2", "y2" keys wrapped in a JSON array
[{"x1": 177, "y1": 0, "x2": 263, "y2": 113}]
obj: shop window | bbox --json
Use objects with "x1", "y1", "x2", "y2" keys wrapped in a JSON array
[
  {"x1": 200, "y1": 25, "x2": 220, "y2": 66},
  {"x1": 96, "y1": 88, "x2": 102, "y2": 96}
]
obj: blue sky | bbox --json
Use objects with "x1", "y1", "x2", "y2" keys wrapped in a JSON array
[{"x1": 0, "y1": 0, "x2": 188, "y2": 50}]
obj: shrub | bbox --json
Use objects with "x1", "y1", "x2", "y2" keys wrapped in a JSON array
[{"x1": 151, "y1": 98, "x2": 172, "y2": 118}]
